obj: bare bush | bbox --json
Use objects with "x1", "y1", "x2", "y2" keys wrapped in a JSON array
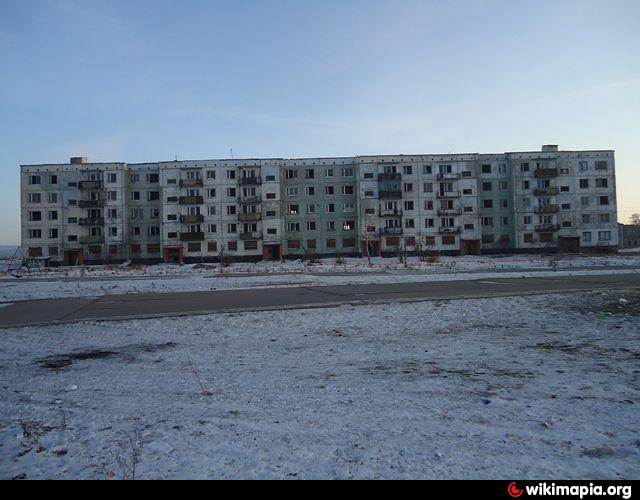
[
  {"x1": 188, "y1": 357, "x2": 212, "y2": 396},
  {"x1": 112, "y1": 428, "x2": 145, "y2": 480}
]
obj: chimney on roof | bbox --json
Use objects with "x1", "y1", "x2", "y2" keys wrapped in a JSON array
[
  {"x1": 70, "y1": 156, "x2": 88, "y2": 164},
  {"x1": 541, "y1": 145, "x2": 558, "y2": 152}
]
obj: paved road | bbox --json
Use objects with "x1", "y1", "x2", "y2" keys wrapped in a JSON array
[{"x1": 0, "y1": 272, "x2": 639, "y2": 328}]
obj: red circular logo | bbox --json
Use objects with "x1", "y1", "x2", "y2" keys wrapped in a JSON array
[{"x1": 508, "y1": 482, "x2": 523, "y2": 498}]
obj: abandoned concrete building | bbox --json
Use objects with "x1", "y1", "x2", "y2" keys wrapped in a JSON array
[{"x1": 20, "y1": 146, "x2": 619, "y2": 264}]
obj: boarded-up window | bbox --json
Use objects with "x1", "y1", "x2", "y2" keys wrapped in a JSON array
[
  {"x1": 405, "y1": 237, "x2": 416, "y2": 246},
  {"x1": 482, "y1": 234, "x2": 494, "y2": 244},
  {"x1": 326, "y1": 239, "x2": 336, "y2": 248},
  {"x1": 148, "y1": 244, "x2": 160, "y2": 254},
  {"x1": 539, "y1": 233, "x2": 554, "y2": 243},
  {"x1": 48, "y1": 246, "x2": 59, "y2": 256},
  {"x1": 343, "y1": 238, "x2": 356, "y2": 248},
  {"x1": 207, "y1": 242, "x2": 218, "y2": 253},
  {"x1": 89, "y1": 245, "x2": 102, "y2": 254},
  {"x1": 244, "y1": 241, "x2": 258, "y2": 251},
  {"x1": 425, "y1": 236, "x2": 436, "y2": 246},
  {"x1": 28, "y1": 247, "x2": 42, "y2": 257},
  {"x1": 441, "y1": 235, "x2": 456, "y2": 245},
  {"x1": 108, "y1": 245, "x2": 119, "y2": 255},
  {"x1": 386, "y1": 237, "x2": 400, "y2": 247},
  {"x1": 500, "y1": 234, "x2": 510, "y2": 244},
  {"x1": 524, "y1": 233, "x2": 534, "y2": 243},
  {"x1": 228, "y1": 241, "x2": 238, "y2": 251},
  {"x1": 287, "y1": 240, "x2": 301, "y2": 249},
  {"x1": 188, "y1": 243, "x2": 201, "y2": 253},
  {"x1": 131, "y1": 244, "x2": 141, "y2": 254},
  {"x1": 307, "y1": 239, "x2": 317, "y2": 249}
]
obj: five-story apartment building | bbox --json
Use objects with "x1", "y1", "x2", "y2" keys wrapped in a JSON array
[{"x1": 20, "y1": 146, "x2": 619, "y2": 264}]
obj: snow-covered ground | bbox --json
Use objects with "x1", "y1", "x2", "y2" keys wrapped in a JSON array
[
  {"x1": 0, "y1": 291, "x2": 638, "y2": 479},
  {"x1": 1, "y1": 254, "x2": 640, "y2": 302},
  {"x1": 1, "y1": 268, "x2": 640, "y2": 302},
  {"x1": 2, "y1": 254, "x2": 640, "y2": 279}
]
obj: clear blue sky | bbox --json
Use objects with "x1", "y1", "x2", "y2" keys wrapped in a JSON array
[{"x1": 1, "y1": 0, "x2": 639, "y2": 244}]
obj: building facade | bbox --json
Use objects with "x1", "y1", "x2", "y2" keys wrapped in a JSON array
[{"x1": 20, "y1": 146, "x2": 619, "y2": 264}]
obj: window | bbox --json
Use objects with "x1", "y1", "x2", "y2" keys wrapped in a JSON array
[
  {"x1": 343, "y1": 238, "x2": 356, "y2": 248},
  {"x1": 581, "y1": 196, "x2": 590, "y2": 207},
  {"x1": 342, "y1": 167, "x2": 354, "y2": 177},
  {"x1": 404, "y1": 183, "x2": 413, "y2": 193},
  {"x1": 595, "y1": 178, "x2": 608, "y2": 188},
  {"x1": 131, "y1": 191, "x2": 140, "y2": 201},
  {"x1": 227, "y1": 223, "x2": 237, "y2": 234},
  {"x1": 267, "y1": 228, "x2": 277, "y2": 235},
  {"x1": 28, "y1": 193, "x2": 41, "y2": 203},
  {"x1": 403, "y1": 165, "x2": 413, "y2": 175},
  {"x1": 363, "y1": 172, "x2": 374, "y2": 179},
  {"x1": 404, "y1": 201, "x2": 414, "y2": 211},
  {"x1": 307, "y1": 221, "x2": 317, "y2": 231},
  {"x1": 598, "y1": 231, "x2": 611, "y2": 242},
  {"x1": 524, "y1": 233, "x2": 534, "y2": 243},
  {"x1": 562, "y1": 221, "x2": 572, "y2": 228},
  {"x1": 244, "y1": 241, "x2": 258, "y2": 251},
  {"x1": 306, "y1": 239, "x2": 316, "y2": 249},
  {"x1": 28, "y1": 229, "x2": 42, "y2": 239},
  {"x1": 481, "y1": 164, "x2": 492, "y2": 174},
  {"x1": 343, "y1": 220, "x2": 355, "y2": 231},
  {"x1": 524, "y1": 216, "x2": 532, "y2": 225},
  {"x1": 364, "y1": 190, "x2": 374, "y2": 197},
  {"x1": 560, "y1": 186, "x2": 570, "y2": 192},
  {"x1": 29, "y1": 211, "x2": 42, "y2": 221},
  {"x1": 342, "y1": 185, "x2": 354, "y2": 195},
  {"x1": 188, "y1": 243, "x2": 201, "y2": 253},
  {"x1": 326, "y1": 221, "x2": 336, "y2": 231},
  {"x1": 326, "y1": 239, "x2": 336, "y2": 249},
  {"x1": 287, "y1": 240, "x2": 301, "y2": 249},
  {"x1": 482, "y1": 182, "x2": 492, "y2": 192},
  {"x1": 305, "y1": 186, "x2": 315, "y2": 196},
  {"x1": 501, "y1": 217, "x2": 509, "y2": 226},
  {"x1": 423, "y1": 165, "x2": 432, "y2": 175},
  {"x1": 579, "y1": 161, "x2": 589, "y2": 171},
  {"x1": 148, "y1": 191, "x2": 159, "y2": 201},
  {"x1": 47, "y1": 192, "x2": 58, "y2": 203},
  {"x1": 482, "y1": 217, "x2": 494, "y2": 227},
  {"x1": 325, "y1": 186, "x2": 335, "y2": 195},
  {"x1": 266, "y1": 192, "x2": 276, "y2": 200},
  {"x1": 482, "y1": 234, "x2": 494, "y2": 244},
  {"x1": 599, "y1": 196, "x2": 610, "y2": 206},
  {"x1": 226, "y1": 170, "x2": 236, "y2": 180},
  {"x1": 266, "y1": 210, "x2": 276, "y2": 217},
  {"x1": 425, "y1": 218, "x2": 435, "y2": 228},
  {"x1": 579, "y1": 179, "x2": 589, "y2": 189},
  {"x1": 582, "y1": 214, "x2": 591, "y2": 224},
  {"x1": 404, "y1": 219, "x2": 415, "y2": 229},
  {"x1": 520, "y1": 162, "x2": 530, "y2": 172},
  {"x1": 582, "y1": 232, "x2": 592, "y2": 242},
  {"x1": 206, "y1": 170, "x2": 216, "y2": 180},
  {"x1": 287, "y1": 186, "x2": 299, "y2": 197},
  {"x1": 228, "y1": 241, "x2": 238, "y2": 251},
  {"x1": 207, "y1": 189, "x2": 216, "y2": 198},
  {"x1": 288, "y1": 204, "x2": 299, "y2": 215},
  {"x1": 227, "y1": 205, "x2": 237, "y2": 215},
  {"x1": 266, "y1": 175, "x2": 275, "y2": 182},
  {"x1": 288, "y1": 222, "x2": 300, "y2": 232},
  {"x1": 599, "y1": 213, "x2": 611, "y2": 224},
  {"x1": 326, "y1": 203, "x2": 335, "y2": 213},
  {"x1": 48, "y1": 210, "x2": 58, "y2": 220},
  {"x1": 483, "y1": 200, "x2": 493, "y2": 209},
  {"x1": 343, "y1": 203, "x2": 355, "y2": 213},
  {"x1": 48, "y1": 228, "x2": 58, "y2": 239},
  {"x1": 305, "y1": 169, "x2": 315, "y2": 179},
  {"x1": 423, "y1": 182, "x2": 433, "y2": 193},
  {"x1": 68, "y1": 235, "x2": 78, "y2": 242},
  {"x1": 441, "y1": 235, "x2": 456, "y2": 245},
  {"x1": 208, "y1": 224, "x2": 217, "y2": 233},
  {"x1": 462, "y1": 189, "x2": 473, "y2": 195},
  {"x1": 131, "y1": 227, "x2": 141, "y2": 236},
  {"x1": 285, "y1": 170, "x2": 297, "y2": 179},
  {"x1": 595, "y1": 161, "x2": 608, "y2": 170},
  {"x1": 109, "y1": 227, "x2": 118, "y2": 237},
  {"x1": 561, "y1": 203, "x2": 571, "y2": 210},
  {"x1": 107, "y1": 173, "x2": 117, "y2": 183},
  {"x1": 325, "y1": 168, "x2": 334, "y2": 178},
  {"x1": 29, "y1": 175, "x2": 41, "y2": 185}
]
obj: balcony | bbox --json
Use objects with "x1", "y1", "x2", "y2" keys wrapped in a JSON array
[
  {"x1": 535, "y1": 224, "x2": 560, "y2": 232},
  {"x1": 179, "y1": 179, "x2": 203, "y2": 188},
  {"x1": 179, "y1": 196, "x2": 204, "y2": 205},
  {"x1": 437, "y1": 191, "x2": 461, "y2": 199},
  {"x1": 379, "y1": 190, "x2": 403, "y2": 199},
  {"x1": 533, "y1": 187, "x2": 559, "y2": 196},
  {"x1": 80, "y1": 235, "x2": 104, "y2": 244},
  {"x1": 240, "y1": 232, "x2": 263, "y2": 241},
  {"x1": 179, "y1": 232, "x2": 205, "y2": 241},
  {"x1": 378, "y1": 173, "x2": 402, "y2": 181},
  {"x1": 79, "y1": 200, "x2": 106, "y2": 208},
  {"x1": 534, "y1": 168, "x2": 559, "y2": 179},
  {"x1": 180, "y1": 214, "x2": 204, "y2": 223},
  {"x1": 78, "y1": 180, "x2": 103, "y2": 190},
  {"x1": 79, "y1": 217, "x2": 104, "y2": 226},
  {"x1": 438, "y1": 227, "x2": 461, "y2": 234},
  {"x1": 240, "y1": 177, "x2": 261, "y2": 186},
  {"x1": 382, "y1": 227, "x2": 403, "y2": 235},
  {"x1": 380, "y1": 208, "x2": 402, "y2": 216},
  {"x1": 436, "y1": 173, "x2": 460, "y2": 180},
  {"x1": 238, "y1": 212, "x2": 262, "y2": 222},
  {"x1": 437, "y1": 208, "x2": 462, "y2": 216},
  {"x1": 534, "y1": 205, "x2": 559, "y2": 214},
  {"x1": 240, "y1": 195, "x2": 262, "y2": 204}
]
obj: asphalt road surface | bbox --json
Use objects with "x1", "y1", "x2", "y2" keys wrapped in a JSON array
[{"x1": 1, "y1": 272, "x2": 639, "y2": 328}]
